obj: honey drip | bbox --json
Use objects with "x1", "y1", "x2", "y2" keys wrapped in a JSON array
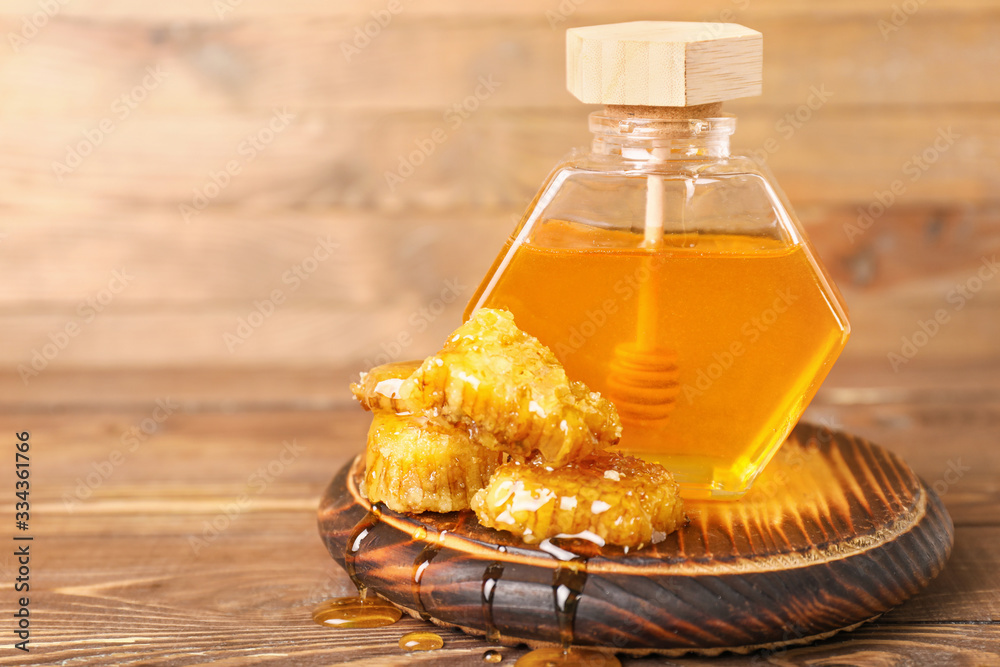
[
  {"x1": 318, "y1": 504, "x2": 401, "y2": 629},
  {"x1": 483, "y1": 649, "x2": 504, "y2": 663},
  {"x1": 482, "y1": 561, "x2": 505, "y2": 642},
  {"x1": 412, "y1": 543, "x2": 440, "y2": 621},
  {"x1": 551, "y1": 559, "x2": 588, "y2": 649},
  {"x1": 344, "y1": 504, "x2": 382, "y2": 598},
  {"x1": 399, "y1": 631, "x2": 444, "y2": 651},
  {"x1": 514, "y1": 647, "x2": 620, "y2": 667},
  {"x1": 311, "y1": 596, "x2": 402, "y2": 629},
  {"x1": 412, "y1": 525, "x2": 456, "y2": 622}
]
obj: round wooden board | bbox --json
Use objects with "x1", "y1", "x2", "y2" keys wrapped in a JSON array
[{"x1": 317, "y1": 423, "x2": 954, "y2": 656}]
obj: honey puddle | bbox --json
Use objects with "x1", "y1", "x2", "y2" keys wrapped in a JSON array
[
  {"x1": 312, "y1": 596, "x2": 402, "y2": 629},
  {"x1": 514, "y1": 647, "x2": 620, "y2": 666},
  {"x1": 399, "y1": 631, "x2": 444, "y2": 651},
  {"x1": 483, "y1": 648, "x2": 504, "y2": 662}
]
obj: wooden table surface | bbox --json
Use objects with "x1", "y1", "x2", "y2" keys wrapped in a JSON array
[{"x1": 2, "y1": 364, "x2": 997, "y2": 667}]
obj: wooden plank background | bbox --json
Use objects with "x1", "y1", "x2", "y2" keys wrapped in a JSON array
[{"x1": 1, "y1": 0, "x2": 998, "y2": 395}]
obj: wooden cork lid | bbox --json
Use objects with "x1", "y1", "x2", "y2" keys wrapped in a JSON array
[{"x1": 567, "y1": 21, "x2": 762, "y2": 107}]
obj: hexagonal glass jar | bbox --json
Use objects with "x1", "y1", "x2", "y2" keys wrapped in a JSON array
[{"x1": 465, "y1": 110, "x2": 850, "y2": 499}]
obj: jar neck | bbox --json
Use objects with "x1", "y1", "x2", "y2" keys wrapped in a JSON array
[{"x1": 589, "y1": 108, "x2": 735, "y2": 161}]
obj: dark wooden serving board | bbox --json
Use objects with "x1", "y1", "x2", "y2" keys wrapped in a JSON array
[{"x1": 317, "y1": 423, "x2": 954, "y2": 656}]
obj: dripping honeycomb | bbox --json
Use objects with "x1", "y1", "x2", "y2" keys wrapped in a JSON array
[{"x1": 351, "y1": 308, "x2": 684, "y2": 547}]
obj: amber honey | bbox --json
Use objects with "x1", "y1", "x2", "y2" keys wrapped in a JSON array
[
  {"x1": 466, "y1": 220, "x2": 849, "y2": 498},
  {"x1": 399, "y1": 631, "x2": 444, "y2": 651},
  {"x1": 311, "y1": 596, "x2": 401, "y2": 629}
]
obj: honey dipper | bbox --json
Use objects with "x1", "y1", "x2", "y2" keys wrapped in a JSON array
[{"x1": 605, "y1": 168, "x2": 681, "y2": 424}]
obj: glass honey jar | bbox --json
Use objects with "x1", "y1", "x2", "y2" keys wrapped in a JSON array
[{"x1": 464, "y1": 21, "x2": 850, "y2": 499}]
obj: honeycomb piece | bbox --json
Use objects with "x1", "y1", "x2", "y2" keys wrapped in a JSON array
[
  {"x1": 351, "y1": 360, "x2": 421, "y2": 413},
  {"x1": 471, "y1": 451, "x2": 684, "y2": 548},
  {"x1": 365, "y1": 411, "x2": 504, "y2": 514},
  {"x1": 397, "y1": 309, "x2": 622, "y2": 465}
]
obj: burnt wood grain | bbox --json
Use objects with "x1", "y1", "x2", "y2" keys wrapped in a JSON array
[{"x1": 318, "y1": 423, "x2": 954, "y2": 655}]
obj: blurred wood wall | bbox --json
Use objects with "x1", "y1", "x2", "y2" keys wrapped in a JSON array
[{"x1": 1, "y1": 0, "x2": 998, "y2": 402}]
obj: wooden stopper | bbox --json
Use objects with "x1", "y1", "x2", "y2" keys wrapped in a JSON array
[
  {"x1": 567, "y1": 21, "x2": 762, "y2": 108},
  {"x1": 602, "y1": 103, "x2": 724, "y2": 120}
]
